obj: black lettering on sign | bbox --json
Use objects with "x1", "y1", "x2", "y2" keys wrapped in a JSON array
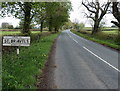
[
  {"x1": 26, "y1": 39, "x2": 29, "y2": 43},
  {"x1": 3, "y1": 36, "x2": 30, "y2": 46},
  {"x1": 3, "y1": 39, "x2": 10, "y2": 44},
  {"x1": 11, "y1": 39, "x2": 16, "y2": 43},
  {"x1": 17, "y1": 39, "x2": 22, "y2": 43},
  {"x1": 3, "y1": 39, "x2": 7, "y2": 43}
]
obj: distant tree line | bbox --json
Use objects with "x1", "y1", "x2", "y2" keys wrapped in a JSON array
[{"x1": 1, "y1": 2, "x2": 72, "y2": 35}]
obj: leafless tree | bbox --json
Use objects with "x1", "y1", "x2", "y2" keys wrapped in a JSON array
[
  {"x1": 82, "y1": 0, "x2": 110, "y2": 34},
  {"x1": 111, "y1": 2, "x2": 120, "y2": 29},
  {"x1": 111, "y1": 1, "x2": 120, "y2": 44}
]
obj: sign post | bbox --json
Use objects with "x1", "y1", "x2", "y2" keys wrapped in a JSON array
[
  {"x1": 3, "y1": 36, "x2": 30, "y2": 54},
  {"x1": 17, "y1": 47, "x2": 20, "y2": 55}
]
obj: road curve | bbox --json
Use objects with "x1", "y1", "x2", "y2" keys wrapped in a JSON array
[{"x1": 54, "y1": 30, "x2": 119, "y2": 89}]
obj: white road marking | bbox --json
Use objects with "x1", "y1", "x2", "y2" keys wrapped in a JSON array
[
  {"x1": 67, "y1": 31, "x2": 119, "y2": 72},
  {"x1": 72, "y1": 38, "x2": 79, "y2": 44},
  {"x1": 69, "y1": 31, "x2": 88, "y2": 42},
  {"x1": 83, "y1": 46, "x2": 120, "y2": 72},
  {"x1": 69, "y1": 34, "x2": 72, "y2": 38},
  {"x1": 67, "y1": 32, "x2": 70, "y2": 36},
  {"x1": 67, "y1": 32, "x2": 78, "y2": 44}
]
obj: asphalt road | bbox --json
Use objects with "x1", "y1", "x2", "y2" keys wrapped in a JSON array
[{"x1": 54, "y1": 30, "x2": 119, "y2": 89}]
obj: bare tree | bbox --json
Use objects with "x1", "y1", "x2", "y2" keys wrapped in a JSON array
[
  {"x1": 111, "y1": 2, "x2": 120, "y2": 29},
  {"x1": 82, "y1": 0, "x2": 110, "y2": 34},
  {"x1": 111, "y1": 1, "x2": 120, "y2": 44}
]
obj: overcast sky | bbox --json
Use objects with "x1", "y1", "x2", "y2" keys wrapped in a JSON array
[{"x1": 0, "y1": 0, "x2": 119, "y2": 27}]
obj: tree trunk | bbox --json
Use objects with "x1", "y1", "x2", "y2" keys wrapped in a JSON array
[
  {"x1": 92, "y1": 20, "x2": 100, "y2": 34},
  {"x1": 55, "y1": 27, "x2": 58, "y2": 33},
  {"x1": 92, "y1": 11, "x2": 100, "y2": 35},
  {"x1": 57, "y1": 29, "x2": 59, "y2": 32},
  {"x1": 22, "y1": 2, "x2": 31, "y2": 35},
  {"x1": 49, "y1": 17, "x2": 52, "y2": 32},
  {"x1": 40, "y1": 20, "x2": 44, "y2": 32},
  {"x1": 111, "y1": 2, "x2": 120, "y2": 28}
]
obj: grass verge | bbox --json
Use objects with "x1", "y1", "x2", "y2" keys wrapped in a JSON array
[
  {"x1": 71, "y1": 30, "x2": 120, "y2": 51},
  {"x1": 2, "y1": 32, "x2": 60, "y2": 89}
]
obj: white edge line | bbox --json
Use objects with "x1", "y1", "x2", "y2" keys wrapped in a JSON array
[
  {"x1": 67, "y1": 31, "x2": 119, "y2": 72},
  {"x1": 67, "y1": 33, "x2": 79, "y2": 44},
  {"x1": 83, "y1": 46, "x2": 120, "y2": 72}
]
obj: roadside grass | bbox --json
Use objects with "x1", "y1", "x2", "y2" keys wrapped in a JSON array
[
  {"x1": 2, "y1": 32, "x2": 60, "y2": 89},
  {"x1": 71, "y1": 29, "x2": 120, "y2": 50}
]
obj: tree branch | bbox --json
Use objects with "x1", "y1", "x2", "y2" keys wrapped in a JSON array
[
  {"x1": 111, "y1": 21, "x2": 120, "y2": 28},
  {"x1": 84, "y1": 12, "x2": 95, "y2": 21},
  {"x1": 88, "y1": 2, "x2": 97, "y2": 9},
  {"x1": 17, "y1": 2, "x2": 25, "y2": 12},
  {"x1": 99, "y1": 2, "x2": 110, "y2": 21},
  {"x1": 30, "y1": 13, "x2": 35, "y2": 21},
  {"x1": 112, "y1": 2, "x2": 120, "y2": 23},
  {"x1": 82, "y1": 2, "x2": 96, "y2": 13}
]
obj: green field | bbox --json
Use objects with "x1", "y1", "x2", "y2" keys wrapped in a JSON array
[
  {"x1": 1, "y1": 31, "x2": 21, "y2": 36},
  {"x1": 102, "y1": 31, "x2": 118, "y2": 35},
  {"x1": 83, "y1": 27, "x2": 118, "y2": 31},
  {"x1": 83, "y1": 27, "x2": 92, "y2": 30},
  {"x1": 79, "y1": 27, "x2": 118, "y2": 36},
  {"x1": 0, "y1": 31, "x2": 47, "y2": 36}
]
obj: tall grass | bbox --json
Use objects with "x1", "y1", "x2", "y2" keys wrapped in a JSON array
[{"x1": 2, "y1": 33, "x2": 59, "y2": 89}]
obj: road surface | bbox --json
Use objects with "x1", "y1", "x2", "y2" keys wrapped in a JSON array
[{"x1": 54, "y1": 30, "x2": 119, "y2": 89}]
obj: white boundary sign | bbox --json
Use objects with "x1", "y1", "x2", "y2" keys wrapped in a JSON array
[{"x1": 3, "y1": 36, "x2": 30, "y2": 46}]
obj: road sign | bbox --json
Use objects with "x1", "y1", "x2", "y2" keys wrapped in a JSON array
[{"x1": 3, "y1": 36, "x2": 30, "y2": 46}]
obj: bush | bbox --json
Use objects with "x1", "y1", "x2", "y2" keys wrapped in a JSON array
[
  {"x1": 79, "y1": 23, "x2": 85, "y2": 31},
  {"x1": 8, "y1": 25, "x2": 14, "y2": 29}
]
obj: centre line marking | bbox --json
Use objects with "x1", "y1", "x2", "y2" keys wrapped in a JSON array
[
  {"x1": 83, "y1": 46, "x2": 120, "y2": 72},
  {"x1": 67, "y1": 32, "x2": 79, "y2": 44},
  {"x1": 67, "y1": 32, "x2": 71, "y2": 37},
  {"x1": 73, "y1": 39, "x2": 78, "y2": 43}
]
